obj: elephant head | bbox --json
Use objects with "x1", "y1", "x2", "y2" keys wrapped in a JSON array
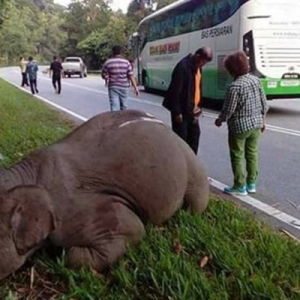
[{"x1": 0, "y1": 185, "x2": 57, "y2": 280}]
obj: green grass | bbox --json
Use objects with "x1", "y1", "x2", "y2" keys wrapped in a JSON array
[{"x1": 0, "y1": 78, "x2": 300, "y2": 299}]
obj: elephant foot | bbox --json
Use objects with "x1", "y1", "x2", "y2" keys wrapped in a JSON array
[
  {"x1": 65, "y1": 198, "x2": 146, "y2": 273},
  {"x1": 65, "y1": 240, "x2": 126, "y2": 272}
]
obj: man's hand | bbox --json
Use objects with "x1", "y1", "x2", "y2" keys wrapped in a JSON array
[
  {"x1": 134, "y1": 87, "x2": 139, "y2": 97},
  {"x1": 174, "y1": 114, "x2": 183, "y2": 123},
  {"x1": 215, "y1": 118, "x2": 222, "y2": 127},
  {"x1": 193, "y1": 107, "x2": 202, "y2": 118}
]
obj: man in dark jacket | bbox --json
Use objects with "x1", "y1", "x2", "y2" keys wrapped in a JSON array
[
  {"x1": 163, "y1": 47, "x2": 213, "y2": 154},
  {"x1": 50, "y1": 56, "x2": 63, "y2": 94}
]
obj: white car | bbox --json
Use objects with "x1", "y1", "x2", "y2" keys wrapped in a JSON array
[{"x1": 62, "y1": 57, "x2": 87, "y2": 78}]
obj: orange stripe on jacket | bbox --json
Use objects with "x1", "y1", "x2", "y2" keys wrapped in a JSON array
[{"x1": 194, "y1": 68, "x2": 201, "y2": 108}]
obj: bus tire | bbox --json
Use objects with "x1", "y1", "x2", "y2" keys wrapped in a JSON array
[{"x1": 143, "y1": 73, "x2": 150, "y2": 93}]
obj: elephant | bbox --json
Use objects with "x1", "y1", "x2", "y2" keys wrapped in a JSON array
[{"x1": 0, "y1": 109, "x2": 209, "y2": 280}]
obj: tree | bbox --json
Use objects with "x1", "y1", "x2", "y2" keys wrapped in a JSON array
[
  {"x1": 0, "y1": 0, "x2": 67, "y2": 64},
  {"x1": 60, "y1": 0, "x2": 112, "y2": 60},
  {"x1": 77, "y1": 13, "x2": 129, "y2": 68}
]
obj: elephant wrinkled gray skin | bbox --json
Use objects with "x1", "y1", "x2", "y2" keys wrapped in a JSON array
[{"x1": 0, "y1": 109, "x2": 209, "y2": 280}]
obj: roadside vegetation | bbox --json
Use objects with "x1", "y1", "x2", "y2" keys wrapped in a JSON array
[
  {"x1": 0, "y1": 78, "x2": 300, "y2": 299},
  {"x1": 0, "y1": 0, "x2": 176, "y2": 69}
]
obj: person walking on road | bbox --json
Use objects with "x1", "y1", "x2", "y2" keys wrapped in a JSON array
[
  {"x1": 215, "y1": 51, "x2": 268, "y2": 196},
  {"x1": 20, "y1": 56, "x2": 29, "y2": 87},
  {"x1": 162, "y1": 46, "x2": 213, "y2": 155},
  {"x1": 50, "y1": 56, "x2": 63, "y2": 94},
  {"x1": 26, "y1": 56, "x2": 39, "y2": 95},
  {"x1": 102, "y1": 45, "x2": 139, "y2": 111}
]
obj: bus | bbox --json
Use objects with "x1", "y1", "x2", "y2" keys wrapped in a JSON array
[{"x1": 131, "y1": 0, "x2": 300, "y2": 100}]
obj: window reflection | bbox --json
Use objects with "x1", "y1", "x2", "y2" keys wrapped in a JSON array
[{"x1": 141, "y1": 0, "x2": 246, "y2": 42}]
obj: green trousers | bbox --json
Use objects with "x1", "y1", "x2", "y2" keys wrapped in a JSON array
[{"x1": 228, "y1": 128, "x2": 261, "y2": 187}]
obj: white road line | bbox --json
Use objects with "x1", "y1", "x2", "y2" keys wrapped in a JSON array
[
  {"x1": 209, "y1": 178, "x2": 300, "y2": 230},
  {"x1": 38, "y1": 75, "x2": 163, "y2": 108},
  {"x1": 6, "y1": 80, "x2": 88, "y2": 122},
  {"x1": 3, "y1": 76, "x2": 300, "y2": 232},
  {"x1": 4, "y1": 71, "x2": 300, "y2": 137}
]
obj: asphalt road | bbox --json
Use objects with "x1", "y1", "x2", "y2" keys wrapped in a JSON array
[{"x1": 1, "y1": 66, "x2": 300, "y2": 222}]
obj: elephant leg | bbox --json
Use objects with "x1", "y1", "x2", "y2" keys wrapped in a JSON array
[
  {"x1": 183, "y1": 158, "x2": 210, "y2": 214},
  {"x1": 64, "y1": 200, "x2": 145, "y2": 272}
]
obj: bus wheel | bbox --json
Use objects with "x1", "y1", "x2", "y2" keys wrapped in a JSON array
[{"x1": 143, "y1": 73, "x2": 150, "y2": 92}]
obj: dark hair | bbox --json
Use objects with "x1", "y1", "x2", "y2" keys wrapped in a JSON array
[
  {"x1": 53, "y1": 55, "x2": 57, "y2": 60},
  {"x1": 195, "y1": 47, "x2": 213, "y2": 62},
  {"x1": 20, "y1": 56, "x2": 23, "y2": 60},
  {"x1": 224, "y1": 51, "x2": 249, "y2": 76},
  {"x1": 28, "y1": 56, "x2": 33, "y2": 61},
  {"x1": 112, "y1": 45, "x2": 122, "y2": 56}
]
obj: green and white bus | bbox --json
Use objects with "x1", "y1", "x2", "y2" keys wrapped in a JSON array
[{"x1": 132, "y1": 0, "x2": 300, "y2": 100}]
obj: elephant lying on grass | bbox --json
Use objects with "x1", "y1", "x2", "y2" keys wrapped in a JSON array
[{"x1": 0, "y1": 109, "x2": 209, "y2": 280}]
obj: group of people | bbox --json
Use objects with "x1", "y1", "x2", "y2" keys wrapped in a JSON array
[
  {"x1": 164, "y1": 47, "x2": 268, "y2": 196},
  {"x1": 20, "y1": 56, "x2": 39, "y2": 94},
  {"x1": 101, "y1": 45, "x2": 268, "y2": 197},
  {"x1": 20, "y1": 56, "x2": 63, "y2": 95}
]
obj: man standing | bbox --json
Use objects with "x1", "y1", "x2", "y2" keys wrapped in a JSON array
[
  {"x1": 162, "y1": 47, "x2": 213, "y2": 155},
  {"x1": 102, "y1": 45, "x2": 139, "y2": 111},
  {"x1": 50, "y1": 56, "x2": 63, "y2": 94},
  {"x1": 26, "y1": 56, "x2": 39, "y2": 95},
  {"x1": 20, "y1": 56, "x2": 29, "y2": 87}
]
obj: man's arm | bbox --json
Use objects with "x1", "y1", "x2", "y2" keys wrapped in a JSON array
[
  {"x1": 129, "y1": 75, "x2": 139, "y2": 96},
  {"x1": 127, "y1": 62, "x2": 139, "y2": 96},
  {"x1": 49, "y1": 62, "x2": 53, "y2": 77},
  {"x1": 167, "y1": 63, "x2": 185, "y2": 116},
  {"x1": 101, "y1": 62, "x2": 108, "y2": 80}
]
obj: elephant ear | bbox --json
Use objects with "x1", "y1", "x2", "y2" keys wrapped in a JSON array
[{"x1": 9, "y1": 185, "x2": 57, "y2": 255}]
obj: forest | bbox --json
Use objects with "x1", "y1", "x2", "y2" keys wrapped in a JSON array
[{"x1": 0, "y1": 0, "x2": 176, "y2": 69}]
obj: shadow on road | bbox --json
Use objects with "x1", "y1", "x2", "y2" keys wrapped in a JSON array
[{"x1": 141, "y1": 88, "x2": 224, "y2": 113}]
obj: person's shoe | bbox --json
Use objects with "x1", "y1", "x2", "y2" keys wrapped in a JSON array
[
  {"x1": 35, "y1": 89, "x2": 39, "y2": 94},
  {"x1": 247, "y1": 183, "x2": 256, "y2": 194},
  {"x1": 224, "y1": 186, "x2": 248, "y2": 196}
]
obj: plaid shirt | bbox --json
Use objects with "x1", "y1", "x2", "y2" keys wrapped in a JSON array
[{"x1": 218, "y1": 73, "x2": 268, "y2": 134}]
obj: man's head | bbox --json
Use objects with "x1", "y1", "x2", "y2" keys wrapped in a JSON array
[
  {"x1": 194, "y1": 47, "x2": 213, "y2": 68},
  {"x1": 112, "y1": 45, "x2": 123, "y2": 56},
  {"x1": 223, "y1": 51, "x2": 249, "y2": 77},
  {"x1": 53, "y1": 55, "x2": 57, "y2": 61},
  {"x1": 28, "y1": 56, "x2": 33, "y2": 62},
  {"x1": 20, "y1": 56, "x2": 24, "y2": 61}
]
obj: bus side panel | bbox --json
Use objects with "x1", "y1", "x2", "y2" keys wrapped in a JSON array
[
  {"x1": 184, "y1": 6, "x2": 242, "y2": 100},
  {"x1": 142, "y1": 34, "x2": 191, "y2": 91}
]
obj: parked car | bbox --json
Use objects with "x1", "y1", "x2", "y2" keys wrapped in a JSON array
[{"x1": 62, "y1": 57, "x2": 87, "y2": 78}]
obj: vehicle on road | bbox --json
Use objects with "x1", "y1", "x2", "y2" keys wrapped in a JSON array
[
  {"x1": 62, "y1": 57, "x2": 87, "y2": 78},
  {"x1": 131, "y1": 0, "x2": 300, "y2": 100}
]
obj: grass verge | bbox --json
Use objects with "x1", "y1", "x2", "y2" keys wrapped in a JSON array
[{"x1": 0, "y1": 78, "x2": 300, "y2": 300}]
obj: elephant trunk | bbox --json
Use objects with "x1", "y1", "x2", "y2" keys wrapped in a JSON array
[{"x1": 0, "y1": 231, "x2": 26, "y2": 281}]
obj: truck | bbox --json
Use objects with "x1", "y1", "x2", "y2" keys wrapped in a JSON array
[{"x1": 62, "y1": 57, "x2": 87, "y2": 78}]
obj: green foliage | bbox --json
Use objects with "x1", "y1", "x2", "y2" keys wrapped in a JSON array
[
  {"x1": 0, "y1": 0, "x2": 179, "y2": 67},
  {"x1": 0, "y1": 0, "x2": 66, "y2": 65},
  {"x1": 0, "y1": 79, "x2": 75, "y2": 165},
  {"x1": 0, "y1": 79, "x2": 300, "y2": 299}
]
